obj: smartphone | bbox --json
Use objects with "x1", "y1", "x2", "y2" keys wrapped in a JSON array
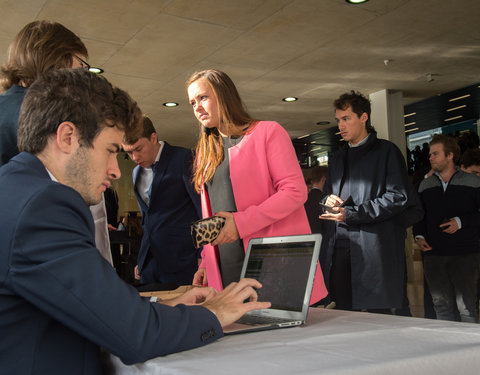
[
  {"x1": 440, "y1": 218, "x2": 451, "y2": 229},
  {"x1": 319, "y1": 203, "x2": 336, "y2": 213}
]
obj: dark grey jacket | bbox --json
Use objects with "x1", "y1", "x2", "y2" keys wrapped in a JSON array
[{"x1": 321, "y1": 132, "x2": 411, "y2": 309}]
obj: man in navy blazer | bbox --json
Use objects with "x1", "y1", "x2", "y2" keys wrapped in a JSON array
[
  {"x1": 0, "y1": 68, "x2": 270, "y2": 374},
  {"x1": 123, "y1": 116, "x2": 201, "y2": 285}
]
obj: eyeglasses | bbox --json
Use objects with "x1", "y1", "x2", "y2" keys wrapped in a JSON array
[
  {"x1": 75, "y1": 55, "x2": 91, "y2": 70},
  {"x1": 74, "y1": 55, "x2": 104, "y2": 74}
]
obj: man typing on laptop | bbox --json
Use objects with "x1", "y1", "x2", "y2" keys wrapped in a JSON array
[{"x1": 0, "y1": 69, "x2": 271, "y2": 374}]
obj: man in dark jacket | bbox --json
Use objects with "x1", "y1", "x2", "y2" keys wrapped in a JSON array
[
  {"x1": 320, "y1": 91, "x2": 411, "y2": 311},
  {"x1": 0, "y1": 68, "x2": 269, "y2": 375},
  {"x1": 414, "y1": 134, "x2": 480, "y2": 322},
  {"x1": 122, "y1": 116, "x2": 201, "y2": 286},
  {"x1": 304, "y1": 165, "x2": 328, "y2": 234}
]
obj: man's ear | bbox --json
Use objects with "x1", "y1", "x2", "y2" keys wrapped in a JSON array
[
  {"x1": 56, "y1": 121, "x2": 78, "y2": 153},
  {"x1": 150, "y1": 132, "x2": 158, "y2": 143},
  {"x1": 360, "y1": 112, "x2": 368, "y2": 124}
]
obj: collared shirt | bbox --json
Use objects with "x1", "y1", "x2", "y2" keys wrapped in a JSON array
[
  {"x1": 138, "y1": 141, "x2": 164, "y2": 206},
  {"x1": 46, "y1": 168, "x2": 57, "y2": 182},
  {"x1": 348, "y1": 133, "x2": 370, "y2": 148},
  {"x1": 435, "y1": 171, "x2": 450, "y2": 192}
]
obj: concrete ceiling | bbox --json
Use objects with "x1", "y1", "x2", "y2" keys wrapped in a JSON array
[{"x1": 1, "y1": 0, "x2": 479, "y2": 150}]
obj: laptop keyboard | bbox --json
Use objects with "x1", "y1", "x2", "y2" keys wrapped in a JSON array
[{"x1": 237, "y1": 315, "x2": 293, "y2": 326}]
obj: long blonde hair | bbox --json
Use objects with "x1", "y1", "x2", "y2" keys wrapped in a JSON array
[{"x1": 187, "y1": 69, "x2": 256, "y2": 192}]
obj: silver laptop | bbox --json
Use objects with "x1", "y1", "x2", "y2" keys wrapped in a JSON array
[{"x1": 223, "y1": 233, "x2": 321, "y2": 335}]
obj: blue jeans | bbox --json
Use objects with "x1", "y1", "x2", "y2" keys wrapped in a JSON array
[{"x1": 423, "y1": 253, "x2": 480, "y2": 323}]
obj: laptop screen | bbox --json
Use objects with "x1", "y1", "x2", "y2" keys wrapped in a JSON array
[{"x1": 244, "y1": 241, "x2": 316, "y2": 312}]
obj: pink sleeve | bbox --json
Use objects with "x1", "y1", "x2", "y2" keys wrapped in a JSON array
[{"x1": 233, "y1": 123, "x2": 308, "y2": 239}]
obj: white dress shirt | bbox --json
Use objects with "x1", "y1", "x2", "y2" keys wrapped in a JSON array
[{"x1": 137, "y1": 141, "x2": 164, "y2": 206}]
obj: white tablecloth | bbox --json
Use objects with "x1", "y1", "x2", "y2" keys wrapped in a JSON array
[{"x1": 107, "y1": 308, "x2": 480, "y2": 375}]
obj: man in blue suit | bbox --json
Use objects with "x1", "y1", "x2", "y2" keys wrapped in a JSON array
[
  {"x1": 123, "y1": 116, "x2": 201, "y2": 285},
  {"x1": 0, "y1": 68, "x2": 270, "y2": 374}
]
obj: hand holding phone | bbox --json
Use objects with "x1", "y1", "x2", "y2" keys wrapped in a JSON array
[
  {"x1": 319, "y1": 203, "x2": 337, "y2": 214},
  {"x1": 440, "y1": 218, "x2": 451, "y2": 229}
]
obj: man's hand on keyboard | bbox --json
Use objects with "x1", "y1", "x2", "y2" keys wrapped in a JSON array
[{"x1": 202, "y1": 278, "x2": 271, "y2": 327}]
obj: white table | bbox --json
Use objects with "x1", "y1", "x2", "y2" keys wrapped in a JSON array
[{"x1": 107, "y1": 308, "x2": 480, "y2": 375}]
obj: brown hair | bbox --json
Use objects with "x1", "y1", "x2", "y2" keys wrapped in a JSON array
[
  {"x1": 429, "y1": 134, "x2": 461, "y2": 164},
  {"x1": 333, "y1": 90, "x2": 374, "y2": 132},
  {"x1": 18, "y1": 69, "x2": 141, "y2": 154},
  {"x1": 310, "y1": 166, "x2": 328, "y2": 184},
  {"x1": 1, "y1": 20, "x2": 88, "y2": 90},
  {"x1": 186, "y1": 69, "x2": 256, "y2": 192},
  {"x1": 460, "y1": 148, "x2": 480, "y2": 168},
  {"x1": 123, "y1": 115, "x2": 156, "y2": 145}
]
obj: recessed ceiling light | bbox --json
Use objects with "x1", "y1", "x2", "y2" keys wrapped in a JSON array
[
  {"x1": 163, "y1": 102, "x2": 178, "y2": 107},
  {"x1": 346, "y1": 0, "x2": 369, "y2": 4},
  {"x1": 316, "y1": 121, "x2": 330, "y2": 125},
  {"x1": 88, "y1": 67, "x2": 104, "y2": 74},
  {"x1": 282, "y1": 97, "x2": 298, "y2": 102}
]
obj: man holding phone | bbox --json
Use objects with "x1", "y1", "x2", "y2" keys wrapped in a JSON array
[
  {"x1": 413, "y1": 134, "x2": 480, "y2": 323},
  {"x1": 319, "y1": 91, "x2": 411, "y2": 313}
]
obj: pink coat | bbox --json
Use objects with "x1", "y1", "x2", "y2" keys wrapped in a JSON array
[{"x1": 199, "y1": 121, "x2": 327, "y2": 303}]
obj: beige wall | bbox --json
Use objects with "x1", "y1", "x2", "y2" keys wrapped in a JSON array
[{"x1": 111, "y1": 154, "x2": 140, "y2": 220}]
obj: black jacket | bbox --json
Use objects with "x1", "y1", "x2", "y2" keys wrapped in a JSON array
[
  {"x1": 322, "y1": 132, "x2": 410, "y2": 309},
  {"x1": 413, "y1": 170, "x2": 480, "y2": 256}
]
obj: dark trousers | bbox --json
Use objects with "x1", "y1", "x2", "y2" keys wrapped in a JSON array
[
  {"x1": 330, "y1": 246, "x2": 391, "y2": 314},
  {"x1": 330, "y1": 247, "x2": 353, "y2": 310},
  {"x1": 423, "y1": 253, "x2": 479, "y2": 323}
]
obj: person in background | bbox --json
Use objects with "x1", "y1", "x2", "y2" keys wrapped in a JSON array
[
  {"x1": 460, "y1": 148, "x2": 480, "y2": 176},
  {"x1": 459, "y1": 146, "x2": 480, "y2": 320},
  {"x1": 186, "y1": 69, "x2": 327, "y2": 304},
  {"x1": 0, "y1": 68, "x2": 270, "y2": 374},
  {"x1": 414, "y1": 135, "x2": 480, "y2": 322},
  {"x1": 320, "y1": 91, "x2": 410, "y2": 312},
  {"x1": 304, "y1": 165, "x2": 328, "y2": 234},
  {"x1": 0, "y1": 20, "x2": 87, "y2": 166},
  {"x1": 122, "y1": 116, "x2": 201, "y2": 286},
  {"x1": 104, "y1": 186, "x2": 119, "y2": 230},
  {"x1": 0, "y1": 20, "x2": 113, "y2": 263}
]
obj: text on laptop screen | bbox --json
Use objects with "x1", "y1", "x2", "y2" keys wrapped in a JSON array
[{"x1": 244, "y1": 241, "x2": 315, "y2": 312}]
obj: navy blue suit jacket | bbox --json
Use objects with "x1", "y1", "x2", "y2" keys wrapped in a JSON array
[
  {"x1": 0, "y1": 84, "x2": 27, "y2": 166},
  {"x1": 0, "y1": 152, "x2": 222, "y2": 374},
  {"x1": 134, "y1": 142, "x2": 201, "y2": 285}
]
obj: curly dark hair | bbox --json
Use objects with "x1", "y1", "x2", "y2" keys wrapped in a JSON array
[
  {"x1": 333, "y1": 90, "x2": 374, "y2": 132},
  {"x1": 18, "y1": 69, "x2": 141, "y2": 154}
]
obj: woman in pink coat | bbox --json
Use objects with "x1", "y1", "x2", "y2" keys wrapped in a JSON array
[{"x1": 187, "y1": 69, "x2": 326, "y2": 303}]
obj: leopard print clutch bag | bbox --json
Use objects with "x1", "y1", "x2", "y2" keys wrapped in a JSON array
[{"x1": 190, "y1": 216, "x2": 226, "y2": 248}]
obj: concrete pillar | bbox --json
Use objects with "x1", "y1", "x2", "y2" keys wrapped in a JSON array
[
  {"x1": 369, "y1": 89, "x2": 406, "y2": 160},
  {"x1": 370, "y1": 90, "x2": 415, "y2": 286}
]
